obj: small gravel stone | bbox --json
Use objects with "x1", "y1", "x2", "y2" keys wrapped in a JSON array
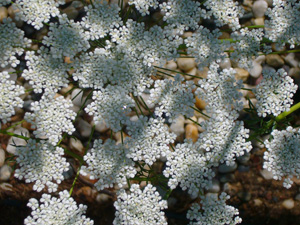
[
  {"x1": 195, "y1": 97, "x2": 206, "y2": 110},
  {"x1": 96, "y1": 193, "x2": 111, "y2": 204},
  {"x1": 219, "y1": 173, "x2": 235, "y2": 183},
  {"x1": 170, "y1": 115, "x2": 185, "y2": 136},
  {"x1": 295, "y1": 194, "x2": 300, "y2": 201},
  {"x1": 71, "y1": 89, "x2": 84, "y2": 107},
  {"x1": 253, "y1": 17, "x2": 264, "y2": 25},
  {"x1": 76, "y1": 118, "x2": 92, "y2": 138},
  {"x1": 63, "y1": 164, "x2": 74, "y2": 180},
  {"x1": 249, "y1": 61, "x2": 262, "y2": 78},
  {"x1": 62, "y1": 6, "x2": 79, "y2": 20},
  {"x1": 260, "y1": 169, "x2": 274, "y2": 180},
  {"x1": 197, "y1": 117, "x2": 205, "y2": 133},
  {"x1": 69, "y1": 138, "x2": 84, "y2": 153},
  {"x1": 0, "y1": 7, "x2": 8, "y2": 22},
  {"x1": 185, "y1": 124, "x2": 198, "y2": 143},
  {"x1": 0, "y1": 148, "x2": 5, "y2": 167},
  {"x1": 238, "y1": 191, "x2": 251, "y2": 202},
  {"x1": 176, "y1": 58, "x2": 196, "y2": 72},
  {"x1": 6, "y1": 132, "x2": 28, "y2": 155},
  {"x1": 237, "y1": 152, "x2": 251, "y2": 164},
  {"x1": 252, "y1": 0, "x2": 268, "y2": 18},
  {"x1": 92, "y1": 119, "x2": 109, "y2": 133},
  {"x1": 0, "y1": 164, "x2": 12, "y2": 181},
  {"x1": 254, "y1": 198, "x2": 263, "y2": 206},
  {"x1": 282, "y1": 199, "x2": 295, "y2": 209},
  {"x1": 218, "y1": 162, "x2": 238, "y2": 173},
  {"x1": 284, "y1": 53, "x2": 298, "y2": 68},
  {"x1": 165, "y1": 60, "x2": 177, "y2": 70},
  {"x1": 238, "y1": 165, "x2": 250, "y2": 172},
  {"x1": 266, "y1": 54, "x2": 284, "y2": 68},
  {"x1": 219, "y1": 57, "x2": 231, "y2": 69},
  {"x1": 185, "y1": 67, "x2": 197, "y2": 80},
  {"x1": 235, "y1": 68, "x2": 249, "y2": 82}
]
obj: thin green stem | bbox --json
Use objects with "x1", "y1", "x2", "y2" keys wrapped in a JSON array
[
  {"x1": 139, "y1": 96, "x2": 153, "y2": 116},
  {"x1": 241, "y1": 87, "x2": 253, "y2": 91},
  {"x1": 154, "y1": 66, "x2": 203, "y2": 79},
  {"x1": 0, "y1": 130, "x2": 30, "y2": 141},
  {"x1": 190, "y1": 106, "x2": 210, "y2": 118},
  {"x1": 4, "y1": 120, "x2": 25, "y2": 131},
  {"x1": 133, "y1": 95, "x2": 145, "y2": 116},
  {"x1": 276, "y1": 102, "x2": 300, "y2": 121},
  {"x1": 184, "y1": 116, "x2": 202, "y2": 127}
]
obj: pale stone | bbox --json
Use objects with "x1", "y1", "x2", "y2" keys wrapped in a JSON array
[
  {"x1": 235, "y1": 68, "x2": 249, "y2": 82},
  {"x1": 140, "y1": 93, "x2": 155, "y2": 109},
  {"x1": 207, "y1": 179, "x2": 220, "y2": 193},
  {"x1": 96, "y1": 193, "x2": 111, "y2": 203},
  {"x1": 69, "y1": 138, "x2": 84, "y2": 153},
  {"x1": 282, "y1": 199, "x2": 295, "y2": 209},
  {"x1": 71, "y1": 89, "x2": 84, "y2": 107},
  {"x1": 0, "y1": 165, "x2": 12, "y2": 181},
  {"x1": 92, "y1": 119, "x2": 109, "y2": 133},
  {"x1": 62, "y1": 6, "x2": 79, "y2": 20},
  {"x1": 0, "y1": 183, "x2": 13, "y2": 191},
  {"x1": 185, "y1": 67, "x2": 197, "y2": 80},
  {"x1": 255, "y1": 55, "x2": 266, "y2": 65},
  {"x1": 254, "y1": 198, "x2": 263, "y2": 206},
  {"x1": 60, "y1": 84, "x2": 74, "y2": 95},
  {"x1": 169, "y1": 115, "x2": 185, "y2": 136},
  {"x1": 6, "y1": 127, "x2": 29, "y2": 155},
  {"x1": 284, "y1": 53, "x2": 298, "y2": 68},
  {"x1": 177, "y1": 58, "x2": 196, "y2": 71},
  {"x1": 219, "y1": 57, "x2": 231, "y2": 69},
  {"x1": 218, "y1": 162, "x2": 237, "y2": 173},
  {"x1": 195, "y1": 97, "x2": 206, "y2": 110},
  {"x1": 0, "y1": 7, "x2": 8, "y2": 22},
  {"x1": 185, "y1": 116, "x2": 197, "y2": 125},
  {"x1": 182, "y1": 32, "x2": 193, "y2": 38},
  {"x1": 196, "y1": 67, "x2": 208, "y2": 78},
  {"x1": 253, "y1": 17, "x2": 264, "y2": 26},
  {"x1": 252, "y1": 0, "x2": 268, "y2": 18},
  {"x1": 76, "y1": 118, "x2": 92, "y2": 138},
  {"x1": 0, "y1": 148, "x2": 5, "y2": 167},
  {"x1": 165, "y1": 60, "x2": 177, "y2": 70},
  {"x1": 249, "y1": 61, "x2": 262, "y2": 78},
  {"x1": 260, "y1": 169, "x2": 274, "y2": 180},
  {"x1": 266, "y1": 54, "x2": 284, "y2": 68},
  {"x1": 197, "y1": 117, "x2": 205, "y2": 133},
  {"x1": 185, "y1": 124, "x2": 198, "y2": 143}
]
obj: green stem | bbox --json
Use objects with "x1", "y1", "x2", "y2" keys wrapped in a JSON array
[
  {"x1": 267, "y1": 49, "x2": 300, "y2": 55},
  {"x1": 276, "y1": 102, "x2": 300, "y2": 121},
  {"x1": 4, "y1": 120, "x2": 25, "y2": 131},
  {"x1": 154, "y1": 66, "x2": 203, "y2": 79},
  {"x1": 0, "y1": 130, "x2": 30, "y2": 141},
  {"x1": 190, "y1": 106, "x2": 210, "y2": 118}
]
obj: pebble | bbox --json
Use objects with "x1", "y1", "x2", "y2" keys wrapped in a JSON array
[
  {"x1": 76, "y1": 118, "x2": 92, "y2": 138},
  {"x1": 219, "y1": 57, "x2": 231, "y2": 69},
  {"x1": 219, "y1": 173, "x2": 235, "y2": 183},
  {"x1": 218, "y1": 162, "x2": 237, "y2": 173},
  {"x1": 167, "y1": 197, "x2": 178, "y2": 208},
  {"x1": 69, "y1": 138, "x2": 84, "y2": 153},
  {"x1": 62, "y1": 164, "x2": 74, "y2": 180},
  {"x1": 71, "y1": 89, "x2": 84, "y2": 107},
  {"x1": 6, "y1": 127, "x2": 30, "y2": 154},
  {"x1": 92, "y1": 120, "x2": 109, "y2": 133},
  {"x1": 195, "y1": 97, "x2": 206, "y2": 110},
  {"x1": 282, "y1": 199, "x2": 295, "y2": 209},
  {"x1": 238, "y1": 165, "x2": 250, "y2": 172},
  {"x1": 62, "y1": 6, "x2": 79, "y2": 20},
  {"x1": 295, "y1": 193, "x2": 300, "y2": 201},
  {"x1": 185, "y1": 67, "x2": 197, "y2": 80},
  {"x1": 140, "y1": 93, "x2": 155, "y2": 109},
  {"x1": 0, "y1": 164, "x2": 12, "y2": 181},
  {"x1": 260, "y1": 169, "x2": 274, "y2": 180},
  {"x1": 238, "y1": 191, "x2": 251, "y2": 202},
  {"x1": 0, "y1": 148, "x2": 5, "y2": 167},
  {"x1": 96, "y1": 193, "x2": 111, "y2": 204},
  {"x1": 0, "y1": 7, "x2": 8, "y2": 22},
  {"x1": 253, "y1": 17, "x2": 264, "y2": 26},
  {"x1": 165, "y1": 60, "x2": 177, "y2": 70},
  {"x1": 252, "y1": 0, "x2": 268, "y2": 18},
  {"x1": 266, "y1": 54, "x2": 284, "y2": 68},
  {"x1": 235, "y1": 68, "x2": 249, "y2": 82},
  {"x1": 207, "y1": 179, "x2": 220, "y2": 193},
  {"x1": 254, "y1": 198, "x2": 263, "y2": 206},
  {"x1": 176, "y1": 58, "x2": 196, "y2": 72},
  {"x1": 0, "y1": 182, "x2": 13, "y2": 191},
  {"x1": 185, "y1": 124, "x2": 198, "y2": 143},
  {"x1": 237, "y1": 152, "x2": 251, "y2": 164},
  {"x1": 170, "y1": 115, "x2": 185, "y2": 136},
  {"x1": 284, "y1": 53, "x2": 298, "y2": 68},
  {"x1": 197, "y1": 117, "x2": 205, "y2": 133},
  {"x1": 249, "y1": 61, "x2": 262, "y2": 78},
  {"x1": 196, "y1": 67, "x2": 208, "y2": 79}
]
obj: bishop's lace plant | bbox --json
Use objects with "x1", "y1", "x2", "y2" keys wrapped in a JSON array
[
  {"x1": 126, "y1": 116, "x2": 176, "y2": 165},
  {"x1": 265, "y1": 0, "x2": 300, "y2": 48},
  {"x1": 80, "y1": 139, "x2": 137, "y2": 191},
  {"x1": 12, "y1": 0, "x2": 65, "y2": 30},
  {"x1": 254, "y1": 68, "x2": 298, "y2": 117},
  {"x1": 0, "y1": 18, "x2": 31, "y2": 68},
  {"x1": 0, "y1": 71, "x2": 24, "y2": 127},
  {"x1": 187, "y1": 192, "x2": 242, "y2": 225},
  {"x1": 14, "y1": 139, "x2": 69, "y2": 193},
  {"x1": 25, "y1": 95, "x2": 76, "y2": 145},
  {"x1": 263, "y1": 126, "x2": 300, "y2": 189},
  {"x1": 128, "y1": 0, "x2": 159, "y2": 16},
  {"x1": 149, "y1": 74, "x2": 195, "y2": 121},
  {"x1": 114, "y1": 184, "x2": 168, "y2": 225},
  {"x1": 22, "y1": 47, "x2": 70, "y2": 93},
  {"x1": 25, "y1": 190, "x2": 93, "y2": 224},
  {"x1": 42, "y1": 14, "x2": 90, "y2": 59}
]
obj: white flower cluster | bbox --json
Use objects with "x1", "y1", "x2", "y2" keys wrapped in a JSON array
[
  {"x1": 85, "y1": 86, "x2": 135, "y2": 132},
  {"x1": 203, "y1": 0, "x2": 244, "y2": 30},
  {"x1": 0, "y1": 0, "x2": 10, "y2": 7},
  {"x1": 0, "y1": 71, "x2": 24, "y2": 127},
  {"x1": 265, "y1": 0, "x2": 300, "y2": 48},
  {"x1": 25, "y1": 95, "x2": 76, "y2": 145},
  {"x1": 149, "y1": 74, "x2": 195, "y2": 121},
  {"x1": 231, "y1": 28, "x2": 266, "y2": 69},
  {"x1": 164, "y1": 141, "x2": 215, "y2": 195},
  {"x1": 114, "y1": 184, "x2": 168, "y2": 225},
  {"x1": 185, "y1": 27, "x2": 229, "y2": 69},
  {"x1": 22, "y1": 47, "x2": 69, "y2": 93},
  {"x1": 254, "y1": 68, "x2": 298, "y2": 117},
  {"x1": 0, "y1": 18, "x2": 31, "y2": 68},
  {"x1": 24, "y1": 190, "x2": 93, "y2": 224},
  {"x1": 263, "y1": 126, "x2": 300, "y2": 189},
  {"x1": 126, "y1": 116, "x2": 176, "y2": 165},
  {"x1": 128, "y1": 0, "x2": 159, "y2": 16},
  {"x1": 42, "y1": 14, "x2": 90, "y2": 59},
  {"x1": 80, "y1": 139, "x2": 136, "y2": 191},
  {"x1": 159, "y1": 0, "x2": 205, "y2": 31},
  {"x1": 13, "y1": 0, "x2": 64, "y2": 30},
  {"x1": 14, "y1": 139, "x2": 69, "y2": 193},
  {"x1": 187, "y1": 192, "x2": 242, "y2": 225},
  {"x1": 81, "y1": 1, "x2": 122, "y2": 41}
]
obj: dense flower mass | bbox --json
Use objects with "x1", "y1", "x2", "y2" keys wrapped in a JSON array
[
  {"x1": 263, "y1": 126, "x2": 300, "y2": 189},
  {"x1": 0, "y1": 18, "x2": 31, "y2": 68},
  {"x1": 80, "y1": 139, "x2": 136, "y2": 191},
  {"x1": 0, "y1": 71, "x2": 24, "y2": 127},
  {"x1": 25, "y1": 190, "x2": 93, "y2": 224},
  {"x1": 187, "y1": 192, "x2": 242, "y2": 225},
  {"x1": 114, "y1": 184, "x2": 168, "y2": 225},
  {"x1": 25, "y1": 95, "x2": 76, "y2": 145},
  {"x1": 128, "y1": 0, "x2": 159, "y2": 16},
  {"x1": 14, "y1": 139, "x2": 69, "y2": 193},
  {"x1": 254, "y1": 68, "x2": 298, "y2": 117}
]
